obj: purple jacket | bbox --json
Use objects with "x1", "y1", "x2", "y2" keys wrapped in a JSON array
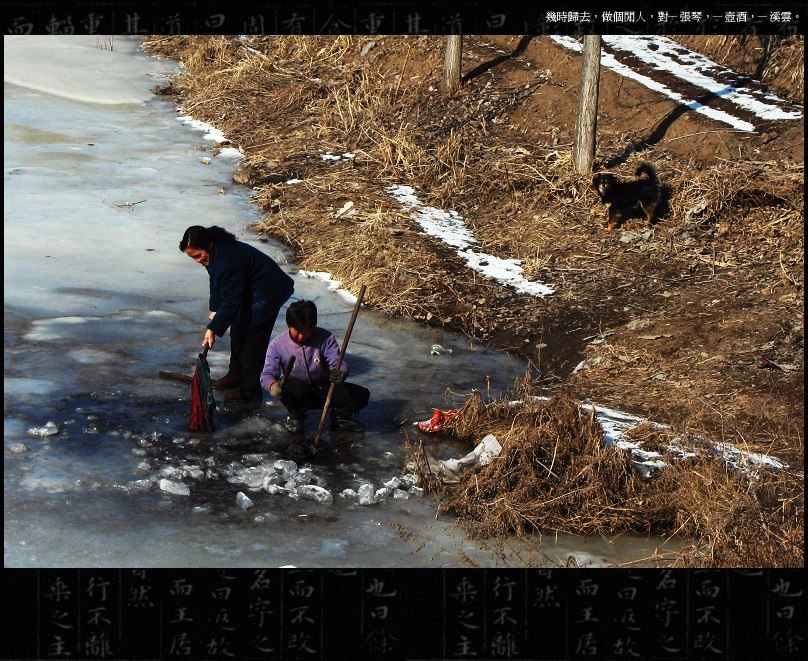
[{"x1": 260, "y1": 327, "x2": 348, "y2": 390}]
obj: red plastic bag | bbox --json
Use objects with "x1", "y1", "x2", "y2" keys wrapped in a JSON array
[{"x1": 416, "y1": 406, "x2": 464, "y2": 433}]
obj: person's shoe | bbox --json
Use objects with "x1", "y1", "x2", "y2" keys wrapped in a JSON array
[
  {"x1": 223, "y1": 388, "x2": 262, "y2": 403},
  {"x1": 212, "y1": 374, "x2": 240, "y2": 390},
  {"x1": 283, "y1": 416, "x2": 304, "y2": 434},
  {"x1": 330, "y1": 410, "x2": 365, "y2": 432}
]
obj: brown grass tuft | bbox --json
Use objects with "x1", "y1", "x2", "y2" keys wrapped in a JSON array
[{"x1": 405, "y1": 374, "x2": 803, "y2": 567}]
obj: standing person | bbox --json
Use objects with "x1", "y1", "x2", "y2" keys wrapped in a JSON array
[
  {"x1": 180, "y1": 225, "x2": 294, "y2": 403},
  {"x1": 261, "y1": 300, "x2": 370, "y2": 434}
]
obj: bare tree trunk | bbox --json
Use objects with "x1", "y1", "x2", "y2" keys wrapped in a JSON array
[
  {"x1": 573, "y1": 35, "x2": 602, "y2": 174},
  {"x1": 442, "y1": 35, "x2": 463, "y2": 95}
]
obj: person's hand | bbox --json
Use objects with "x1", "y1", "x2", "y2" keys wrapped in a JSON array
[
  {"x1": 329, "y1": 367, "x2": 346, "y2": 384},
  {"x1": 203, "y1": 329, "x2": 216, "y2": 349},
  {"x1": 269, "y1": 381, "x2": 283, "y2": 397}
]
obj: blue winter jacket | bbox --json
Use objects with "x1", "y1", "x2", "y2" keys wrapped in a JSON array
[{"x1": 205, "y1": 241, "x2": 294, "y2": 337}]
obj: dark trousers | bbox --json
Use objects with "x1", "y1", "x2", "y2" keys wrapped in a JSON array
[
  {"x1": 280, "y1": 379, "x2": 370, "y2": 419},
  {"x1": 228, "y1": 315, "x2": 279, "y2": 394}
]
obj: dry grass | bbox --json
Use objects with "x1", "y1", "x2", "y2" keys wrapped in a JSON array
[
  {"x1": 143, "y1": 36, "x2": 803, "y2": 292},
  {"x1": 404, "y1": 374, "x2": 803, "y2": 567}
]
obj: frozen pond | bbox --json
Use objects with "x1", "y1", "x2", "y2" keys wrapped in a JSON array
[{"x1": 4, "y1": 36, "x2": 680, "y2": 568}]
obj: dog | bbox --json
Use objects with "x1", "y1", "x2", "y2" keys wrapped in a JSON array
[{"x1": 592, "y1": 163, "x2": 662, "y2": 231}]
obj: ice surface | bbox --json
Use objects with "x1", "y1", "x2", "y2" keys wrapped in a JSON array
[
  {"x1": 4, "y1": 378, "x2": 57, "y2": 396},
  {"x1": 4, "y1": 36, "x2": 164, "y2": 105},
  {"x1": 319, "y1": 539, "x2": 348, "y2": 557}
]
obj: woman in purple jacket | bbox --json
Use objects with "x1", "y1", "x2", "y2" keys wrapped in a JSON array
[
  {"x1": 180, "y1": 225, "x2": 294, "y2": 403},
  {"x1": 261, "y1": 300, "x2": 370, "y2": 434}
]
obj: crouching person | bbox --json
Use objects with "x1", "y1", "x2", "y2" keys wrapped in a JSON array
[{"x1": 260, "y1": 300, "x2": 370, "y2": 434}]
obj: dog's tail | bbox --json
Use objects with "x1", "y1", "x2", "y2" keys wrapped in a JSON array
[{"x1": 636, "y1": 162, "x2": 659, "y2": 185}]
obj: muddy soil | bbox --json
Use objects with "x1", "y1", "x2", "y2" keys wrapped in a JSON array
[{"x1": 144, "y1": 35, "x2": 804, "y2": 464}]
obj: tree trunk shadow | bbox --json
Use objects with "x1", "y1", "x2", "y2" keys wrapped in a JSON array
[
  {"x1": 462, "y1": 36, "x2": 533, "y2": 83},
  {"x1": 602, "y1": 89, "x2": 736, "y2": 171}
]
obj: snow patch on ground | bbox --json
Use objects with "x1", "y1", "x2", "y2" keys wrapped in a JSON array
[
  {"x1": 579, "y1": 401, "x2": 788, "y2": 475},
  {"x1": 388, "y1": 185, "x2": 555, "y2": 297},
  {"x1": 602, "y1": 36, "x2": 802, "y2": 122},
  {"x1": 551, "y1": 36, "x2": 757, "y2": 132}
]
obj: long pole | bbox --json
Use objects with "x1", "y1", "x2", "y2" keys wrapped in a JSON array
[{"x1": 314, "y1": 284, "x2": 367, "y2": 445}]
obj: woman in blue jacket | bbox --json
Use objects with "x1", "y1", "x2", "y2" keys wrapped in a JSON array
[{"x1": 180, "y1": 225, "x2": 294, "y2": 403}]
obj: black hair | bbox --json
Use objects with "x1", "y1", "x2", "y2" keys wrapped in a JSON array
[
  {"x1": 286, "y1": 300, "x2": 317, "y2": 330},
  {"x1": 179, "y1": 225, "x2": 237, "y2": 252}
]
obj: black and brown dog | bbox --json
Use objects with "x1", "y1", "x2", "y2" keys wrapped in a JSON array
[{"x1": 592, "y1": 163, "x2": 662, "y2": 231}]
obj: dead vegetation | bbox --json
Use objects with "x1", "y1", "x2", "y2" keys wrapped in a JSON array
[
  {"x1": 404, "y1": 376, "x2": 804, "y2": 567},
  {"x1": 142, "y1": 35, "x2": 803, "y2": 567},
  {"x1": 142, "y1": 36, "x2": 803, "y2": 332}
]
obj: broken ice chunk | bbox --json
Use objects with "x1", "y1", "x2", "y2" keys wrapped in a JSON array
[
  {"x1": 27, "y1": 421, "x2": 59, "y2": 438},
  {"x1": 430, "y1": 344, "x2": 453, "y2": 355},
  {"x1": 159, "y1": 479, "x2": 190, "y2": 496},
  {"x1": 357, "y1": 483, "x2": 381, "y2": 505},
  {"x1": 273, "y1": 459, "x2": 298, "y2": 478},
  {"x1": 159, "y1": 465, "x2": 183, "y2": 479},
  {"x1": 180, "y1": 465, "x2": 204, "y2": 480},
  {"x1": 8, "y1": 443, "x2": 28, "y2": 453},
  {"x1": 297, "y1": 485, "x2": 333, "y2": 505},
  {"x1": 236, "y1": 492, "x2": 254, "y2": 509},
  {"x1": 128, "y1": 479, "x2": 153, "y2": 490}
]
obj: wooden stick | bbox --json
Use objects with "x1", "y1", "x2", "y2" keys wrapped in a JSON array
[
  {"x1": 159, "y1": 371, "x2": 193, "y2": 382},
  {"x1": 314, "y1": 285, "x2": 367, "y2": 445}
]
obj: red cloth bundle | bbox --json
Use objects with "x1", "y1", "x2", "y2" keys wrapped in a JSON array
[{"x1": 189, "y1": 349, "x2": 215, "y2": 432}]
